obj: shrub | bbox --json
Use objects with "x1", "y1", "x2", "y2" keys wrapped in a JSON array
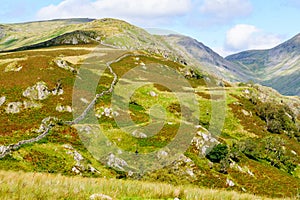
[
  {"x1": 256, "y1": 102, "x2": 298, "y2": 135},
  {"x1": 206, "y1": 144, "x2": 228, "y2": 163}
]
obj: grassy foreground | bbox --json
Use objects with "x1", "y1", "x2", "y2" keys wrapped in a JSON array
[{"x1": 0, "y1": 170, "x2": 288, "y2": 200}]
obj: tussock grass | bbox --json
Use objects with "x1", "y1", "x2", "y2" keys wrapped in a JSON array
[{"x1": 0, "y1": 170, "x2": 282, "y2": 200}]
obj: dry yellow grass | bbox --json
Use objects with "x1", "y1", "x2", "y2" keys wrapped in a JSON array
[{"x1": 0, "y1": 170, "x2": 290, "y2": 200}]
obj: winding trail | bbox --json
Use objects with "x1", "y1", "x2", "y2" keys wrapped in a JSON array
[{"x1": 0, "y1": 47, "x2": 128, "y2": 159}]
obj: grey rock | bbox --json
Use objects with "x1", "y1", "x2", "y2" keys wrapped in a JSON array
[
  {"x1": 6, "y1": 102, "x2": 22, "y2": 114},
  {"x1": 241, "y1": 109, "x2": 251, "y2": 116},
  {"x1": 0, "y1": 96, "x2": 5, "y2": 106},
  {"x1": 23, "y1": 82, "x2": 50, "y2": 100},
  {"x1": 56, "y1": 104, "x2": 72, "y2": 112},
  {"x1": 54, "y1": 59, "x2": 76, "y2": 73},
  {"x1": 149, "y1": 91, "x2": 157, "y2": 97},
  {"x1": 132, "y1": 130, "x2": 147, "y2": 138},
  {"x1": 107, "y1": 153, "x2": 128, "y2": 171},
  {"x1": 4, "y1": 61, "x2": 22, "y2": 72},
  {"x1": 90, "y1": 194, "x2": 112, "y2": 200},
  {"x1": 226, "y1": 178, "x2": 235, "y2": 187}
]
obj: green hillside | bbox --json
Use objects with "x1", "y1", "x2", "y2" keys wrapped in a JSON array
[
  {"x1": 226, "y1": 34, "x2": 300, "y2": 96},
  {"x1": 0, "y1": 19, "x2": 299, "y2": 199}
]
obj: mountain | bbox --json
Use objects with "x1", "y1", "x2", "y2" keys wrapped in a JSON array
[
  {"x1": 162, "y1": 34, "x2": 251, "y2": 81},
  {"x1": 0, "y1": 18, "x2": 299, "y2": 199},
  {"x1": 226, "y1": 33, "x2": 300, "y2": 96}
]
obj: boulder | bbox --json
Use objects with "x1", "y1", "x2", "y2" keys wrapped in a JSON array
[
  {"x1": 56, "y1": 104, "x2": 72, "y2": 112},
  {"x1": 226, "y1": 178, "x2": 235, "y2": 187},
  {"x1": 89, "y1": 194, "x2": 112, "y2": 200},
  {"x1": 149, "y1": 91, "x2": 157, "y2": 97},
  {"x1": 54, "y1": 59, "x2": 76, "y2": 73},
  {"x1": 241, "y1": 109, "x2": 251, "y2": 116},
  {"x1": 23, "y1": 82, "x2": 50, "y2": 100},
  {"x1": 6, "y1": 102, "x2": 22, "y2": 114},
  {"x1": 0, "y1": 96, "x2": 5, "y2": 106}
]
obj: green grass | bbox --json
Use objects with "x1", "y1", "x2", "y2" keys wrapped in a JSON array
[{"x1": 1, "y1": 44, "x2": 300, "y2": 199}]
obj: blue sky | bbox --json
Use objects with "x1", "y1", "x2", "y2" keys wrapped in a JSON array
[{"x1": 1, "y1": 0, "x2": 299, "y2": 56}]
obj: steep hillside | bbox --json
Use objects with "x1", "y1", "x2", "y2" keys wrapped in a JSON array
[
  {"x1": 226, "y1": 34, "x2": 300, "y2": 96},
  {"x1": 0, "y1": 18, "x2": 299, "y2": 199},
  {"x1": 163, "y1": 34, "x2": 248, "y2": 82}
]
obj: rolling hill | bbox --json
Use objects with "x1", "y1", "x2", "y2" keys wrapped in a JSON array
[{"x1": 0, "y1": 18, "x2": 299, "y2": 199}]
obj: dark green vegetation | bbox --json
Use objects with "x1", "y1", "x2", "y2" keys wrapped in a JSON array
[{"x1": 0, "y1": 19, "x2": 299, "y2": 199}]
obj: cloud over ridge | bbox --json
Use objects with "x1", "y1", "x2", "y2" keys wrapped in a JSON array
[{"x1": 37, "y1": 0, "x2": 191, "y2": 23}]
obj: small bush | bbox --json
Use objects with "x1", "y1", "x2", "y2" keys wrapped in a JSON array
[{"x1": 206, "y1": 144, "x2": 228, "y2": 163}]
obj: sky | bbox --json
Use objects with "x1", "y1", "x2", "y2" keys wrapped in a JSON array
[{"x1": 1, "y1": 0, "x2": 299, "y2": 56}]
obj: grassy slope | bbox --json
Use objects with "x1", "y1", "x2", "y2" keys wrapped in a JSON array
[
  {"x1": 0, "y1": 19, "x2": 299, "y2": 199},
  {"x1": 0, "y1": 44, "x2": 299, "y2": 199},
  {"x1": 0, "y1": 170, "x2": 283, "y2": 200}
]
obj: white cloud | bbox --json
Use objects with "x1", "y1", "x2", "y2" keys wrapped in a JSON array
[
  {"x1": 225, "y1": 24, "x2": 283, "y2": 52},
  {"x1": 211, "y1": 46, "x2": 235, "y2": 57},
  {"x1": 200, "y1": 0, "x2": 252, "y2": 23},
  {"x1": 36, "y1": 0, "x2": 191, "y2": 25}
]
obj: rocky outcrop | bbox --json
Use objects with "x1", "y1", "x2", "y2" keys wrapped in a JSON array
[
  {"x1": 95, "y1": 107, "x2": 119, "y2": 118},
  {"x1": 4, "y1": 61, "x2": 22, "y2": 72},
  {"x1": 3, "y1": 30, "x2": 100, "y2": 52},
  {"x1": 63, "y1": 144, "x2": 100, "y2": 175},
  {"x1": 170, "y1": 154, "x2": 197, "y2": 179},
  {"x1": 54, "y1": 59, "x2": 76, "y2": 73},
  {"x1": 106, "y1": 153, "x2": 128, "y2": 171},
  {"x1": 191, "y1": 127, "x2": 219, "y2": 156},
  {"x1": 226, "y1": 178, "x2": 235, "y2": 187},
  {"x1": 23, "y1": 81, "x2": 50, "y2": 100},
  {"x1": 36, "y1": 117, "x2": 59, "y2": 133}
]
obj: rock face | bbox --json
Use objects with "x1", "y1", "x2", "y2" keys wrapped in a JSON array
[{"x1": 23, "y1": 82, "x2": 50, "y2": 100}]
